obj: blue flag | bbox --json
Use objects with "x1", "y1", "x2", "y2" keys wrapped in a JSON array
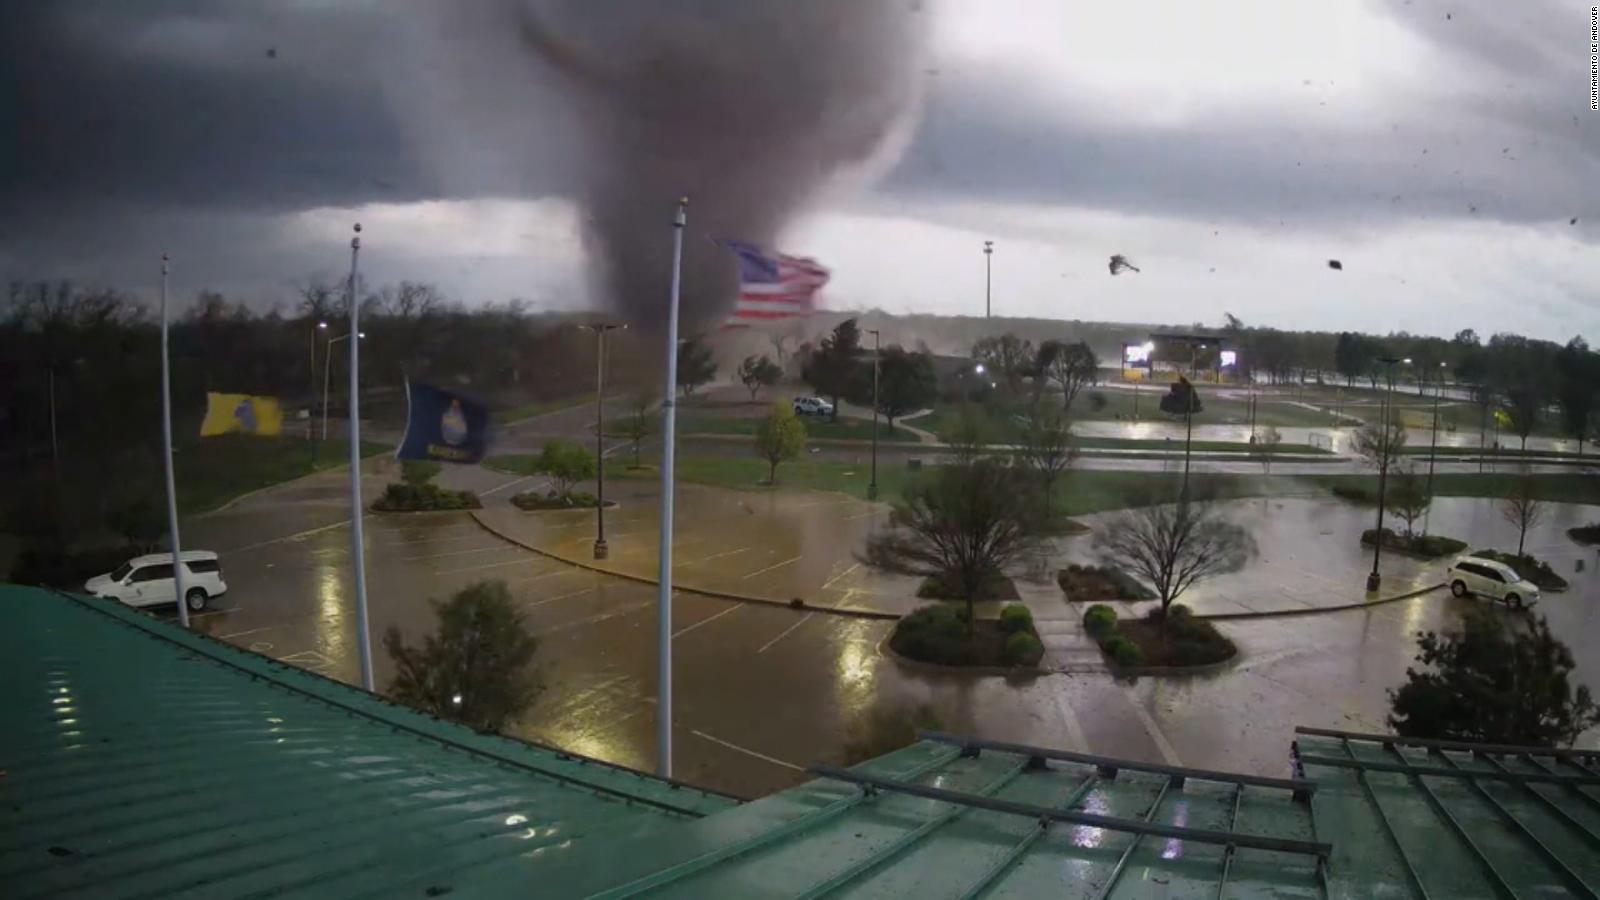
[{"x1": 396, "y1": 382, "x2": 491, "y2": 464}]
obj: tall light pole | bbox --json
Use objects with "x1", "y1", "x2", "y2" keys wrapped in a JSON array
[
  {"x1": 1366, "y1": 356, "x2": 1408, "y2": 593},
  {"x1": 158, "y1": 254, "x2": 189, "y2": 629},
  {"x1": 867, "y1": 328, "x2": 881, "y2": 500},
  {"x1": 983, "y1": 240, "x2": 993, "y2": 319},
  {"x1": 656, "y1": 197, "x2": 688, "y2": 779},
  {"x1": 581, "y1": 322, "x2": 625, "y2": 559},
  {"x1": 1426, "y1": 361, "x2": 1445, "y2": 500},
  {"x1": 345, "y1": 222, "x2": 374, "y2": 692},
  {"x1": 311, "y1": 320, "x2": 327, "y2": 442},
  {"x1": 322, "y1": 330, "x2": 364, "y2": 441}
]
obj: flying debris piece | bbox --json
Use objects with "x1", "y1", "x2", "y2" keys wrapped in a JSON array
[
  {"x1": 1571, "y1": 217, "x2": 1579, "y2": 225},
  {"x1": 266, "y1": 47, "x2": 277, "y2": 58},
  {"x1": 1327, "y1": 260, "x2": 1343, "y2": 271},
  {"x1": 1108, "y1": 254, "x2": 1141, "y2": 276}
]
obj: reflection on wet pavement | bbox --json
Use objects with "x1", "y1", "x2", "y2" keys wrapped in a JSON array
[{"x1": 171, "y1": 472, "x2": 1599, "y2": 797}]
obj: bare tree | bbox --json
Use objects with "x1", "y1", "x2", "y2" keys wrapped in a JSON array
[
  {"x1": 1093, "y1": 499, "x2": 1257, "y2": 621},
  {"x1": 1252, "y1": 425, "x2": 1283, "y2": 474},
  {"x1": 1498, "y1": 472, "x2": 1546, "y2": 556},
  {"x1": 1388, "y1": 465, "x2": 1431, "y2": 538},
  {"x1": 865, "y1": 460, "x2": 1040, "y2": 631},
  {"x1": 617, "y1": 391, "x2": 658, "y2": 468},
  {"x1": 1014, "y1": 404, "x2": 1076, "y2": 517}
]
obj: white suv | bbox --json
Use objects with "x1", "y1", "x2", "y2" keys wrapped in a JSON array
[
  {"x1": 1446, "y1": 556, "x2": 1539, "y2": 609},
  {"x1": 85, "y1": 551, "x2": 228, "y2": 612},
  {"x1": 792, "y1": 396, "x2": 834, "y2": 417}
]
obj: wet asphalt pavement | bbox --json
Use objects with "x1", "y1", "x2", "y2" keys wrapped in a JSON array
[{"x1": 163, "y1": 455, "x2": 1600, "y2": 799}]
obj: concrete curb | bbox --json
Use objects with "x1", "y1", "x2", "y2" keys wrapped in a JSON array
[
  {"x1": 468, "y1": 511, "x2": 900, "y2": 622},
  {"x1": 1200, "y1": 583, "x2": 1446, "y2": 621}
]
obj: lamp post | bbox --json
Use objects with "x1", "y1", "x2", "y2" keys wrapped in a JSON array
[
  {"x1": 321, "y1": 330, "x2": 364, "y2": 441},
  {"x1": 867, "y1": 329, "x2": 881, "y2": 500},
  {"x1": 311, "y1": 320, "x2": 327, "y2": 442},
  {"x1": 1426, "y1": 361, "x2": 1445, "y2": 500},
  {"x1": 1366, "y1": 356, "x2": 1408, "y2": 593},
  {"x1": 983, "y1": 240, "x2": 993, "y2": 319},
  {"x1": 580, "y1": 322, "x2": 625, "y2": 559}
]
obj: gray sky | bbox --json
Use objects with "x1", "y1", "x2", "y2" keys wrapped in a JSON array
[{"x1": 3, "y1": 0, "x2": 1597, "y2": 341}]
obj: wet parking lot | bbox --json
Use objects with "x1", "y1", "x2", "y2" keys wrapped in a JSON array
[{"x1": 166, "y1": 464, "x2": 1600, "y2": 798}]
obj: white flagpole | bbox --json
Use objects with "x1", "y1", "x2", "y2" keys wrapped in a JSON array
[
  {"x1": 656, "y1": 197, "x2": 687, "y2": 778},
  {"x1": 347, "y1": 223, "x2": 375, "y2": 691},
  {"x1": 159, "y1": 254, "x2": 190, "y2": 629}
]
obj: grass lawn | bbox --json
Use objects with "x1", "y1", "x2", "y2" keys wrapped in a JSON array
[
  {"x1": 175, "y1": 435, "x2": 389, "y2": 513},
  {"x1": 672, "y1": 415, "x2": 919, "y2": 444},
  {"x1": 1398, "y1": 445, "x2": 1593, "y2": 459},
  {"x1": 493, "y1": 393, "x2": 595, "y2": 424},
  {"x1": 1075, "y1": 436, "x2": 1329, "y2": 454}
]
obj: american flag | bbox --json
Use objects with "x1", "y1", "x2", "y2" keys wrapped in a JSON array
[{"x1": 721, "y1": 239, "x2": 829, "y2": 322}]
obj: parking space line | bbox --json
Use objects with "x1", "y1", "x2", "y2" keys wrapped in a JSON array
[
  {"x1": 1050, "y1": 681, "x2": 1088, "y2": 752},
  {"x1": 757, "y1": 613, "x2": 813, "y2": 654},
  {"x1": 526, "y1": 586, "x2": 595, "y2": 609},
  {"x1": 383, "y1": 533, "x2": 487, "y2": 548},
  {"x1": 511, "y1": 568, "x2": 575, "y2": 584},
  {"x1": 437, "y1": 556, "x2": 539, "y2": 576},
  {"x1": 189, "y1": 608, "x2": 238, "y2": 619},
  {"x1": 217, "y1": 625, "x2": 276, "y2": 641},
  {"x1": 481, "y1": 475, "x2": 538, "y2": 497},
  {"x1": 673, "y1": 604, "x2": 740, "y2": 639},
  {"x1": 740, "y1": 555, "x2": 802, "y2": 580},
  {"x1": 1120, "y1": 685, "x2": 1183, "y2": 766},
  {"x1": 226, "y1": 519, "x2": 348, "y2": 554},
  {"x1": 690, "y1": 729, "x2": 804, "y2": 772},
  {"x1": 685, "y1": 546, "x2": 750, "y2": 565},
  {"x1": 401, "y1": 545, "x2": 513, "y2": 562},
  {"x1": 819, "y1": 562, "x2": 860, "y2": 591},
  {"x1": 843, "y1": 509, "x2": 880, "y2": 521}
]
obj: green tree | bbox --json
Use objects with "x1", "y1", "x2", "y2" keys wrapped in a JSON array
[
  {"x1": 536, "y1": 439, "x2": 596, "y2": 502},
  {"x1": 1555, "y1": 337, "x2": 1597, "y2": 455},
  {"x1": 383, "y1": 580, "x2": 540, "y2": 732},
  {"x1": 865, "y1": 460, "x2": 1040, "y2": 632},
  {"x1": 676, "y1": 335, "x2": 717, "y2": 395},
  {"x1": 1388, "y1": 607, "x2": 1599, "y2": 746},
  {"x1": 972, "y1": 333, "x2": 1036, "y2": 394},
  {"x1": 1093, "y1": 498, "x2": 1256, "y2": 624},
  {"x1": 801, "y1": 318, "x2": 862, "y2": 420},
  {"x1": 859, "y1": 346, "x2": 936, "y2": 428},
  {"x1": 1158, "y1": 376, "x2": 1203, "y2": 417},
  {"x1": 1036, "y1": 340, "x2": 1099, "y2": 411},
  {"x1": 400, "y1": 459, "x2": 442, "y2": 487},
  {"x1": 754, "y1": 401, "x2": 807, "y2": 483},
  {"x1": 737, "y1": 354, "x2": 782, "y2": 400}
]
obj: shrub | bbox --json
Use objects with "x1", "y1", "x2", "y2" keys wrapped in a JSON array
[
  {"x1": 999, "y1": 604, "x2": 1034, "y2": 633},
  {"x1": 10, "y1": 545, "x2": 140, "y2": 589},
  {"x1": 400, "y1": 459, "x2": 443, "y2": 487},
  {"x1": 890, "y1": 605, "x2": 972, "y2": 666},
  {"x1": 1359, "y1": 528, "x2": 1467, "y2": 559},
  {"x1": 1105, "y1": 635, "x2": 1144, "y2": 667},
  {"x1": 1083, "y1": 604, "x2": 1117, "y2": 637},
  {"x1": 1332, "y1": 484, "x2": 1377, "y2": 505},
  {"x1": 373, "y1": 483, "x2": 481, "y2": 512},
  {"x1": 511, "y1": 489, "x2": 599, "y2": 511},
  {"x1": 1057, "y1": 564, "x2": 1156, "y2": 601},
  {"x1": 1168, "y1": 603, "x2": 1192, "y2": 619},
  {"x1": 1003, "y1": 631, "x2": 1045, "y2": 667},
  {"x1": 1568, "y1": 523, "x2": 1600, "y2": 545},
  {"x1": 1469, "y1": 549, "x2": 1570, "y2": 591}
]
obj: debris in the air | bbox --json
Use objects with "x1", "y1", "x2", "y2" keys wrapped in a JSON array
[
  {"x1": 1571, "y1": 217, "x2": 1579, "y2": 225},
  {"x1": 266, "y1": 47, "x2": 277, "y2": 58},
  {"x1": 1327, "y1": 260, "x2": 1343, "y2": 271},
  {"x1": 1108, "y1": 255, "x2": 1141, "y2": 276}
]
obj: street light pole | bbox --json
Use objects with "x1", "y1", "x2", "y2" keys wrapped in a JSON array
[
  {"x1": 310, "y1": 320, "x2": 327, "y2": 442},
  {"x1": 867, "y1": 329, "x2": 881, "y2": 500},
  {"x1": 1426, "y1": 362, "x2": 1444, "y2": 499},
  {"x1": 321, "y1": 331, "x2": 363, "y2": 441},
  {"x1": 983, "y1": 241, "x2": 993, "y2": 319},
  {"x1": 158, "y1": 255, "x2": 189, "y2": 630},
  {"x1": 581, "y1": 322, "x2": 624, "y2": 559},
  {"x1": 1367, "y1": 356, "x2": 1407, "y2": 593}
]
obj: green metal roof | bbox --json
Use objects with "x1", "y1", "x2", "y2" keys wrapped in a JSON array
[
  {"x1": 0, "y1": 584, "x2": 734, "y2": 898},
  {"x1": 8, "y1": 584, "x2": 1600, "y2": 899}
]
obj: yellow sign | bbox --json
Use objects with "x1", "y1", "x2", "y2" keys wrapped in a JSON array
[{"x1": 200, "y1": 393, "x2": 283, "y2": 437}]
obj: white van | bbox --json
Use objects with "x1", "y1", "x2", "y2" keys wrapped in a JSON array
[
  {"x1": 792, "y1": 396, "x2": 835, "y2": 417},
  {"x1": 1446, "y1": 556, "x2": 1540, "y2": 610},
  {"x1": 84, "y1": 551, "x2": 228, "y2": 612}
]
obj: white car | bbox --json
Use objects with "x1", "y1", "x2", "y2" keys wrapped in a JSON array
[
  {"x1": 792, "y1": 396, "x2": 835, "y2": 417},
  {"x1": 85, "y1": 551, "x2": 228, "y2": 612},
  {"x1": 1446, "y1": 556, "x2": 1539, "y2": 609}
]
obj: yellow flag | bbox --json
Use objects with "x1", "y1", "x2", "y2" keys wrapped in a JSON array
[{"x1": 200, "y1": 393, "x2": 283, "y2": 437}]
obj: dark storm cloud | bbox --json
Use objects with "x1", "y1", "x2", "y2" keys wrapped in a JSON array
[
  {"x1": 1, "y1": 1, "x2": 433, "y2": 215},
  {"x1": 880, "y1": 1, "x2": 1599, "y2": 231}
]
